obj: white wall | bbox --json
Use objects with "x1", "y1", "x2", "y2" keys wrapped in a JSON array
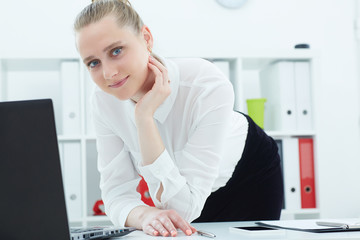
[
  {"x1": 0, "y1": 0, "x2": 84, "y2": 58},
  {"x1": 1, "y1": 0, "x2": 359, "y2": 219}
]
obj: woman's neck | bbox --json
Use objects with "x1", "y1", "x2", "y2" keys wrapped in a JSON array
[{"x1": 130, "y1": 70, "x2": 155, "y2": 103}]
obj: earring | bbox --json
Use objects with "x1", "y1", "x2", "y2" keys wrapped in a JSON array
[{"x1": 147, "y1": 46, "x2": 152, "y2": 54}]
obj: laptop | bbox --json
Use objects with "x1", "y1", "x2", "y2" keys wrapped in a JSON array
[{"x1": 0, "y1": 99, "x2": 136, "y2": 240}]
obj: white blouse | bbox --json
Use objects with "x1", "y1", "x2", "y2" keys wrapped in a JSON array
[{"x1": 91, "y1": 57, "x2": 248, "y2": 227}]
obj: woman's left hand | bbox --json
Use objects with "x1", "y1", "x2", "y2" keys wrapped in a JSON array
[{"x1": 135, "y1": 56, "x2": 171, "y2": 119}]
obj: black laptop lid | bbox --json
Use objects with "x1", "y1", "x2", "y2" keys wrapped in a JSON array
[{"x1": 0, "y1": 99, "x2": 70, "y2": 240}]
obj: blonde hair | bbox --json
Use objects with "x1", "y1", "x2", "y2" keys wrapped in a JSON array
[
  {"x1": 74, "y1": 0, "x2": 162, "y2": 63},
  {"x1": 74, "y1": 0, "x2": 144, "y2": 35}
]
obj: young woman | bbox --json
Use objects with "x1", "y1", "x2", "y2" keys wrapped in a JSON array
[{"x1": 74, "y1": 0, "x2": 283, "y2": 237}]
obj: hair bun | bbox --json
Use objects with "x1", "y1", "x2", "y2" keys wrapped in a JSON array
[
  {"x1": 75, "y1": 0, "x2": 141, "y2": 33},
  {"x1": 92, "y1": 0, "x2": 131, "y2": 5}
]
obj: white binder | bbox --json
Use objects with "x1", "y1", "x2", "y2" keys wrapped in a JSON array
[
  {"x1": 0, "y1": 61, "x2": 3, "y2": 100},
  {"x1": 61, "y1": 61, "x2": 81, "y2": 135},
  {"x1": 58, "y1": 142, "x2": 64, "y2": 174},
  {"x1": 260, "y1": 61, "x2": 297, "y2": 131},
  {"x1": 84, "y1": 71, "x2": 96, "y2": 135},
  {"x1": 282, "y1": 138, "x2": 301, "y2": 211},
  {"x1": 63, "y1": 141, "x2": 82, "y2": 220},
  {"x1": 294, "y1": 61, "x2": 313, "y2": 131}
]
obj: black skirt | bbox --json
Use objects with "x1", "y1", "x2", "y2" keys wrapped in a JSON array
[{"x1": 193, "y1": 112, "x2": 284, "y2": 222}]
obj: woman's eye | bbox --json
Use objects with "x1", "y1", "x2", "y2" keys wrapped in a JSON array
[
  {"x1": 111, "y1": 48, "x2": 122, "y2": 56},
  {"x1": 88, "y1": 60, "x2": 99, "y2": 68}
]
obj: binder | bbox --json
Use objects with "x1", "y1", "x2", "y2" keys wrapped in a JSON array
[
  {"x1": 274, "y1": 139, "x2": 285, "y2": 209},
  {"x1": 260, "y1": 61, "x2": 297, "y2": 131},
  {"x1": 84, "y1": 71, "x2": 96, "y2": 135},
  {"x1": 0, "y1": 61, "x2": 3, "y2": 100},
  {"x1": 61, "y1": 61, "x2": 81, "y2": 135},
  {"x1": 58, "y1": 142, "x2": 64, "y2": 176},
  {"x1": 294, "y1": 61, "x2": 313, "y2": 131},
  {"x1": 298, "y1": 138, "x2": 316, "y2": 208},
  {"x1": 282, "y1": 138, "x2": 301, "y2": 211},
  {"x1": 63, "y1": 141, "x2": 82, "y2": 220}
]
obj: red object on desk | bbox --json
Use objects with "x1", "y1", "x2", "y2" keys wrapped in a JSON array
[
  {"x1": 298, "y1": 138, "x2": 316, "y2": 208},
  {"x1": 93, "y1": 200, "x2": 106, "y2": 215},
  {"x1": 137, "y1": 176, "x2": 155, "y2": 207}
]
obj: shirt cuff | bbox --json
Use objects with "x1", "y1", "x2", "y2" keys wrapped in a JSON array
[
  {"x1": 115, "y1": 200, "x2": 146, "y2": 227},
  {"x1": 138, "y1": 149, "x2": 175, "y2": 184}
]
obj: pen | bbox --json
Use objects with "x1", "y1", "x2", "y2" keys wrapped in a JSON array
[
  {"x1": 197, "y1": 230, "x2": 216, "y2": 238},
  {"x1": 316, "y1": 221, "x2": 360, "y2": 230},
  {"x1": 316, "y1": 221, "x2": 348, "y2": 229}
]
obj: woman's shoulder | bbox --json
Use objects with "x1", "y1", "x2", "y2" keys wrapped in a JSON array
[
  {"x1": 171, "y1": 57, "x2": 216, "y2": 71},
  {"x1": 169, "y1": 57, "x2": 229, "y2": 84}
]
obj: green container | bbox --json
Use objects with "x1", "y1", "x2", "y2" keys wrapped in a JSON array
[{"x1": 246, "y1": 98, "x2": 267, "y2": 129}]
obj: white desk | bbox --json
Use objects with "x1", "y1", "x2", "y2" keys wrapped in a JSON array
[{"x1": 117, "y1": 221, "x2": 360, "y2": 240}]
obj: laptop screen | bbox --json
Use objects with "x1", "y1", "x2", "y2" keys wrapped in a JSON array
[{"x1": 0, "y1": 99, "x2": 71, "y2": 240}]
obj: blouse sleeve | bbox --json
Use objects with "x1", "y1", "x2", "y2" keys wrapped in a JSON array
[
  {"x1": 138, "y1": 73, "x2": 235, "y2": 222},
  {"x1": 92, "y1": 95, "x2": 146, "y2": 227}
]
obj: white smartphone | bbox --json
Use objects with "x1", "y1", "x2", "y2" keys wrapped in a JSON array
[{"x1": 229, "y1": 226, "x2": 286, "y2": 236}]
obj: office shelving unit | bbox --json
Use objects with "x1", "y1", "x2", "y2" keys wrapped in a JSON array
[
  {"x1": 208, "y1": 50, "x2": 320, "y2": 221},
  {"x1": 0, "y1": 49, "x2": 320, "y2": 226}
]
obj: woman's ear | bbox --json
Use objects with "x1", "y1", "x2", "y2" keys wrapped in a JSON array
[{"x1": 141, "y1": 25, "x2": 154, "y2": 50}]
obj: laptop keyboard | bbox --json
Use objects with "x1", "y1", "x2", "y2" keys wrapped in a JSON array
[
  {"x1": 71, "y1": 227, "x2": 106, "y2": 233},
  {"x1": 70, "y1": 228, "x2": 105, "y2": 240},
  {"x1": 70, "y1": 227, "x2": 135, "y2": 240}
]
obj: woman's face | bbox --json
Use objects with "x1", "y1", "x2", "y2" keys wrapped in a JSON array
[{"x1": 76, "y1": 15, "x2": 153, "y2": 101}]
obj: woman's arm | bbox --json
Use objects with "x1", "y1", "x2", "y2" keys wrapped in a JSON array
[
  {"x1": 92, "y1": 94, "x2": 146, "y2": 227},
  {"x1": 135, "y1": 115, "x2": 165, "y2": 201},
  {"x1": 93, "y1": 94, "x2": 196, "y2": 237},
  {"x1": 130, "y1": 56, "x2": 198, "y2": 236},
  {"x1": 132, "y1": 57, "x2": 234, "y2": 236},
  {"x1": 139, "y1": 91, "x2": 234, "y2": 220},
  {"x1": 134, "y1": 56, "x2": 171, "y2": 198}
]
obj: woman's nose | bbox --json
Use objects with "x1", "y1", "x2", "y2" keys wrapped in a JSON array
[{"x1": 103, "y1": 62, "x2": 119, "y2": 80}]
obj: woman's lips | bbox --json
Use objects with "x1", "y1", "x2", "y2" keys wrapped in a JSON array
[{"x1": 108, "y1": 76, "x2": 129, "y2": 88}]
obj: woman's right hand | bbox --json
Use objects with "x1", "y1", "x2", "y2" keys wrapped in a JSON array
[
  {"x1": 141, "y1": 207, "x2": 197, "y2": 237},
  {"x1": 134, "y1": 56, "x2": 171, "y2": 121}
]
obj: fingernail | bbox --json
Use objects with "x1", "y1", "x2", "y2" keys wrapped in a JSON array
[
  {"x1": 154, "y1": 230, "x2": 159, "y2": 235},
  {"x1": 171, "y1": 230, "x2": 177, "y2": 237},
  {"x1": 186, "y1": 229, "x2": 192, "y2": 235}
]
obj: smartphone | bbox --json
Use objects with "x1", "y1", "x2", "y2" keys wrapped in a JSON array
[{"x1": 229, "y1": 226, "x2": 286, "y2": 236}]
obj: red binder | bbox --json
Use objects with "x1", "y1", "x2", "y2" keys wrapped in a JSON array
[
  {"x1": 137, "y1": 176, "x2": 155, "y2": 207},
  {"x1": 298, "y1": 138, "x2": 316, "y2": 208}
]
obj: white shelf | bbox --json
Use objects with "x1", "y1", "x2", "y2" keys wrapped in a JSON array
[
  {"x1": 281, "y1": 208, "x2": 320, "y2": 220},
  {"x1": 85, "y1": 216, "x2": 111, "y2": 222},
  {"x1": 282, "y1": 208, "x2": 320, "y2": 215},
  {"x1": 69, "y1": 218, "x2": 84, "y2": 223},
  {"x1": 85, "y1": 136, "x2": 97, "y2": 141},
  {"x1": 167, "y1": 49, "x2": 318, "y2": 60},
  {"x1": 58, "y1": 135, "x2": 83, "y2": 141},
  {"x1": 267, "y1": 131, "x2": 316, "y2": 138}
]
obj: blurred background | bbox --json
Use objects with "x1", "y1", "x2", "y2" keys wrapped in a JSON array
[{"x1": 0, "y1": 0, "x2": 359, "y2": 226}]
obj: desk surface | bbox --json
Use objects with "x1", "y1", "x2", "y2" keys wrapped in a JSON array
[{"x1": 117, "y1": 221, "x2": 360, "y2": 240}]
